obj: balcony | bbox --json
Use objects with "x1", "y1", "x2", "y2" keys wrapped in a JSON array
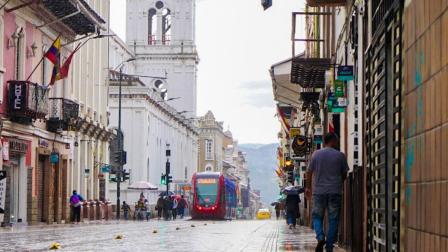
[
  {"x1": 306, "y1": 0, "x2": 346, "y2": 7},
  {"x1": 8, "y1": 81, "x2": 49, "y2": 124},
  {"x1": 47, "y1": 98, "x2": 79, "y2": 132}
]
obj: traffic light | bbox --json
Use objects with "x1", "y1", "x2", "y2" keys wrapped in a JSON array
[
  {"x1": 110, "y1": 174, "x2": 118, "y2": 183},
  {"x1": 123, "y1": 170, "x2": 130, "y2": 181},
  {"x1": 161, "y1": 174, "x2": 166, "y2": 185},
  {"x1": 113, "y1": 151, "x2": 122, "y2": 165},
  {"x1": 167, "y1": 175, "x2": 173, "y2": 184},
  {"x1": 113, "y1": 151, "x2": 127, "y2": 165},
  {"x1": 165, "y1": 161, "x2": 170, "y2": 174}
]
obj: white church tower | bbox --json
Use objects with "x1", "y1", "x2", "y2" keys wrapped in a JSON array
[{"x1": 126, "y1": 0, "x2": 198, "y2": 116}]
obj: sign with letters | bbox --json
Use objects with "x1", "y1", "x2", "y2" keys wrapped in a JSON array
[{"x1": 337, "y1": 65, "x2": 354, "y2": 81}]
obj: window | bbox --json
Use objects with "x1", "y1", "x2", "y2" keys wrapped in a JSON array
[
  {"x1": 162, "y1": 8, "x2": 171, "y2": 45},
  {"x1": 148, "y1": 8, "x2": 157, "y2": 45},
  {"x1": 205, "y1": 139, "x2": 213, "y2": 160}
]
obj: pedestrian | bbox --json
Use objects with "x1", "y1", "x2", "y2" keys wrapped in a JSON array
[
  {"x1": 285, "y1": 192, "x2": 300, "y2": 229},
  {"x1": 136, "y1": 198, "x2": 145, "y2": 220},
  {"x1": 177, "y1": 195, "x2": 188, "y2": 219},
  {"x1": 163, "y1": 196, "x2": 171, "y2": 220},
  {"x1": 306, "y1": 133, "x2": 348, "y2": 252},
  {"x1": 122, "y1": 201, "x2": 131, "y2": 220},
  {"x1": 172, "y1": 196, "x2": 178, "y2": 220},
  {"x1": 144, "y1": 199, "x2": 151, "y2": 221},
  {"x1": 70, "y1": 190, "x2": 84, "y2": 224},
  {"x1": 274, "y1": 203, "x2": 280, "y2": 220},
  {"x1": 156, "y1": 196, "x2": 164, "y2": 220}
]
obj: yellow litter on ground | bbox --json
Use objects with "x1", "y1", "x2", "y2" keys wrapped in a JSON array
[
  {"x1": 115, "y1": 234, "x2": 123, "y2": 240},
  {"x1": 49, "y1": 242, "x2": 61, "y2": 250}
]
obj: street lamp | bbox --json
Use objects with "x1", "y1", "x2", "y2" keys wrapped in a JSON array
[{"x1": 113, "y1": 57, "x2": 136, "y2": 220}]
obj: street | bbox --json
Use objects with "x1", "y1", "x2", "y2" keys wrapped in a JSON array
[{"x1": 0, "y1": 219, "x2": 345, "y2": 252}]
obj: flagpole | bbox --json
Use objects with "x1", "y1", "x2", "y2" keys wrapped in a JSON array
[{"x1": 26, "y1": 34, "x2": 61, "y2": 82}]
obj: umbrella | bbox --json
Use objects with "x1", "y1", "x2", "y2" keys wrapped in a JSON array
[
  {"x1": 128, "y1": 181, "x2": 158, "y2": 190},
  {"x1": 282, "y1": 186, "x2": 298, "y2": 195},
  {"x1": 282, "y1": 186, "x2": 305, "y2": 195},
  {"x1": 159, "y1": 191, "x2": 174, "y2": 197}
]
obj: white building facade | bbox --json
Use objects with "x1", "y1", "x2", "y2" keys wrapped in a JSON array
[
  {"x1": 126, "y1": 0, "x2": 198, "y2": 118},
  {"x1": 108, "y1": 35, "x2": 198, "y2": 205}
]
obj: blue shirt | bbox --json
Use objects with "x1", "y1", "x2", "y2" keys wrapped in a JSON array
[{"x1": 307, "y1": 147, "x2": 349, "y2": 195}]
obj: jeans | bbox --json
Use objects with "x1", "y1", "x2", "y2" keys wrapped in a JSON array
[
  {"x1": 72, "y1": 206, "x2": 81, "y2": 222},
  {"x1": 286, "y1": 210, "x2": 298, "y2": 226},
  {"x1": 178, "y1": 207, "x2": 185, "y2": 218},
  {"x1": 124, "y1": 211, "x2": 129, "y2": 220},
  {"x1": 312, "y1": 194, "x2": 342, "y2": 251}
]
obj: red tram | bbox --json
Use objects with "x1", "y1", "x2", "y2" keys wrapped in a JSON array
[{"x1": 191, "y1": 172, "x2": 227, "y2": 219}]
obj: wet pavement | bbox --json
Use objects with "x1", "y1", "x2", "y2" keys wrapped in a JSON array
[{"x1": 0, "y1": 219, "x2": 346, "y2": 251}]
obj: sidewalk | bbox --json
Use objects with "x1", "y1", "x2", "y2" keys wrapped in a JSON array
[{"x1": 276, "y1": 222, "x2": 346, "y2": 252}]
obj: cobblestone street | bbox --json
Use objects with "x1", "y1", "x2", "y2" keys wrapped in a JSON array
[{"x1": 0, "y1": 219, "x2": 346, "y2": 252}]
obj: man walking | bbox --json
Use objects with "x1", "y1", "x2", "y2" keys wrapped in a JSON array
[
  {"x1": 306, "y1": 133, "x2": 348, "y2": 252},
  {"x1": 70, "y1": 190, "x2": 84, "y2": 224}
]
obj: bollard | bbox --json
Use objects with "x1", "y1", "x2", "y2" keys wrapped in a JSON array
[
  {"x1": 89, "y1": 200, "x2": 95, "y2": 221},
  {"x1": 95, "y1": 200, "x2": 102, "y2": 220},
  {"x1": 82, "y1": 201, "x2": 90, "y2": 221},
  {"x1": 108, "y1": 201, "x2": 114, "y2": 220}
]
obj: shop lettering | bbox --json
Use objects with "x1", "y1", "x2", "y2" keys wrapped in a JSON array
[
  {"x1": 14, "y1": 84, "x2": 23, "y2": 110},
  {"x1": 9, "y1": 140, "x2": 28, "y2": 154}
]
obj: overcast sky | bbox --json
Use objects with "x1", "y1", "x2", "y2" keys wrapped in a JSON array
[{"x1": 110, "y1": 0, "x2": 305, "y2": 144}]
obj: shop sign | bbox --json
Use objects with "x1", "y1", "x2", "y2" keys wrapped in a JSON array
[
  {"x1": 337, "y1": 65, "x2": 354, "y2": 81},
  {"x1": 327, "y1": 92, "x2": 347, "y2": 113},
  {"x1": 38, "y1": 139, "x2": 49, "y2": 148},
  {"x1": 314, "y1": 135, "x2": 323, "y2": 144},
  {"x1": 2, "y1": 140, "x2": 9, "y2": 161},
  {"x1": 50, "y1": 152, "x2": 59, "y2": 164},
  {"x1": 334, "y1": 80, "x2": 345, "y2": 97},
  {"x1": 0, "y1": 171, "x2": 7, "y2": 222},
  {"x1": 9, "y1": 139, "x2": 28, "y2": 154},
  {"x1": 7, "y1": 81, "x2": 49, "y2": 119},
  {"x1": 289, "y1": 127, "x2": 301, "y2": 138},
  {"x1": 101, "y1": 165, "x2": 111, "y2": 174}
]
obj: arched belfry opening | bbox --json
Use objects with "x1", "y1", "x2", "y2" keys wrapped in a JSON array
[
  {"x1": 162, "y1": 8, "x2": 171, "y2": 45},
  {"x1": 148, "y1": 8, "x2": 157, "y2": 45}
]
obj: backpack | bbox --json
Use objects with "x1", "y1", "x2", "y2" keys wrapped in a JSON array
[
  {"x1": 179, "y1": 199, "x2": 186, "y2": 208},
  {"x1": 70, "y1": 195, "x2": 81, "y2": 207}
]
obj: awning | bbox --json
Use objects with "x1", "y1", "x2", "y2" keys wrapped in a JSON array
[
  {"x1": 270, "y1": 56, "x2": 303, "y2": 108},
  {"x1": 290, "y1": 57, "x2": 331, "y2": 88},
  {"x1": 40, "y1": 0, "x2": 105, "y2": 35}
]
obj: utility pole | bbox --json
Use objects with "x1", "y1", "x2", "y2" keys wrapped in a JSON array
[
  {"x1": 116, "y1": 66, "x2": 123, "y2": 220},
  {"x1": 165, "y1": 144, "x2": 172, "y2": 195}
]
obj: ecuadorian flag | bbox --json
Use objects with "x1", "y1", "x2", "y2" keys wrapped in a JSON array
[{"x1": 45, "y1": 37, "x2": 61, "y2": 65}]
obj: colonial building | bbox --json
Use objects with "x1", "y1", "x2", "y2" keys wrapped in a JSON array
[
  {"x1": 0, "y1": 0, "x2": 112, "y2": 225},
  {"x1": 125, "y1": 0, "x2": 199, "y2": 119},
  {"x1": 197, "y1": 111, "x2": 225, "y2": 172}
]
